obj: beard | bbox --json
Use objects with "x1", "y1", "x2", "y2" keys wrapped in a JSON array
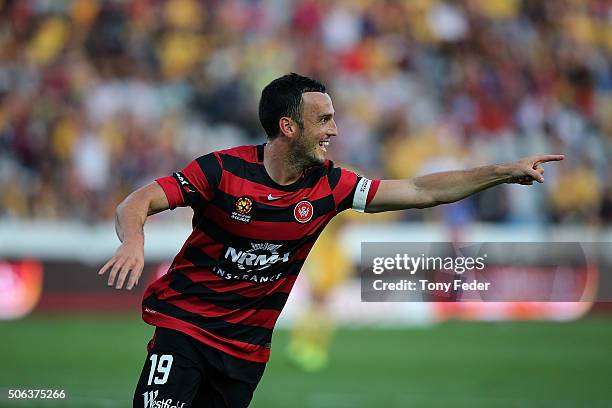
[{"x1": 287, "y1": 128, "x2": 325, "y2": 171}]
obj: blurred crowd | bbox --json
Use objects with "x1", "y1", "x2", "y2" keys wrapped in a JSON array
[{"x1": 0, "y1": 0, "x2": 611, "y2": 225}]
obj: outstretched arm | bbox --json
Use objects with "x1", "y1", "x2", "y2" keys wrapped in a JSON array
[
  {"x1": 98, "y1": 182, "x2": 170, "y2": 290},
  {"x1": 366, "y1": 155, "x2": 564, "y2": 213}
]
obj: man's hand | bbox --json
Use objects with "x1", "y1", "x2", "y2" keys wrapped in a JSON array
[
  {"x1": 97, "y1": 182, "x2": 169, "y2": 290},
  {"x1": 366, "y1": 153, "x2": 565, "y2": 212},
  {"x1": 98, "y1": 240, "x2": 145, "y2": 290},
  {"x1": 503, "y1": 154, "x2": 565, "y2": 185}
]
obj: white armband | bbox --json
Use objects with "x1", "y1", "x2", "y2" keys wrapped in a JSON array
[{"x1": 352, "y1": 177, "x2": 372, "y2": 213}]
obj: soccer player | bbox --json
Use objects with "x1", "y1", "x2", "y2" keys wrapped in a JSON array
[{"x1": 98, "y1": 73, "x2": 563, "y2": 408}]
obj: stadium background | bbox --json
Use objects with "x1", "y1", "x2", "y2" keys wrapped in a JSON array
[{"x1": 0, "y1": 0, "x2": 611, "y2": 407}]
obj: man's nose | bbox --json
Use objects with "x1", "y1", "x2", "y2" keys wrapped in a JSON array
[{"x1": 329, "y1": 119, "x2": 338, "y2": 136}]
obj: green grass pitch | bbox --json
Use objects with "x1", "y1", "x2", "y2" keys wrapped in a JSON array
[{"x1": 1, "y1": 313, "x2": 611, "y2": 407}]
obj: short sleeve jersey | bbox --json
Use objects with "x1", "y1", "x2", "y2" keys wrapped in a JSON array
[{"x1": 144, "y1": 144, "x2": 379, "y2": 362}]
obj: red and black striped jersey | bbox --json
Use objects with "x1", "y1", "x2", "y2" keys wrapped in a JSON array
[{"x1": 143, "y1": 144, "x2": 379, "y2": 362}]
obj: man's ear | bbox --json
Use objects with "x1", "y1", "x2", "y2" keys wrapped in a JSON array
[{"x1": 279, "y1": 117, "x2": 298, "y2": 138}]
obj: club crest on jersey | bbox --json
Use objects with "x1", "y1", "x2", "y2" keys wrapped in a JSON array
[
  {"x1": 294, "y1": 200, "x2": 314, "y2": 223},
  {"x1": 231, "y1": 196, "x2": 253, "y2": 223}
]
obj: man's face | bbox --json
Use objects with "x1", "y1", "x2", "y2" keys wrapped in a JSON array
[{"x1": 291, "y1": 92, "x2": 338, "y2": 167}]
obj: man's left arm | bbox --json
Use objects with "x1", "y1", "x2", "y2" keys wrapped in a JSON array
[{"x1": 365, "y1": 155, "x2": 564, "y2": 213}]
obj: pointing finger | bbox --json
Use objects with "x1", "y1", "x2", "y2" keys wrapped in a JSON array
[{"x1": 534, "y1": 155, "x2": 565, "y2": 165}]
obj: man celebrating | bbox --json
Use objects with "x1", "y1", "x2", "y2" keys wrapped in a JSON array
[{"x1": 98, "y1": 73, "x2": 563, "y2": 407}]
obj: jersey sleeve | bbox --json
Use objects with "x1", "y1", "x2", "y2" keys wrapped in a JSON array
[
  {"x1": 328, "y1": 164, "x2": 380, "y2": 213},
  {"x1": 155, "y1": 152, "x2": 222, "y2": 209}
]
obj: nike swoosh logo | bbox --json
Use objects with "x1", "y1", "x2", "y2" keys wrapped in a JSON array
[{"x1": 267, "y1": 194, "x2": 281, "y2": 201}]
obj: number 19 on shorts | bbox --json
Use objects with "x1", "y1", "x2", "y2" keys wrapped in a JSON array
[{"x1": 147, "y1": 354, "x2": 173, "y2": 385}]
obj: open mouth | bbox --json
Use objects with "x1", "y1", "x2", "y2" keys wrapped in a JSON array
[{"x1": 318, "y1": 140, "x2": 330, "y2": 152}]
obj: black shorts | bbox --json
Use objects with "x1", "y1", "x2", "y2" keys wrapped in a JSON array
[{"x1": 133, "y1": 328, "x2": 266, "y2": 408}]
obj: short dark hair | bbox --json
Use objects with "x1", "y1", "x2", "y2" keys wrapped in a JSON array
[{"x1": 258, "y1": 73, "x2": 326, "y2": 138}]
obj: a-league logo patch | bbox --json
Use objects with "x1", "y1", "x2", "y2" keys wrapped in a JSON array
[
  {"x1": 231, "y1": 196, "x2": 253, "y2": 223},
  {"x1": 294, "y1": 200, "x2": 313, "y2": 223},
  {"x1": 235, "y1": 196, "x2": 253, "y2": 214}
]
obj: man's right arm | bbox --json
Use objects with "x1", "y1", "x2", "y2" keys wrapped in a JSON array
[{"x1": 98, "y1": 182, "x2": 169, "y2": 290}]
